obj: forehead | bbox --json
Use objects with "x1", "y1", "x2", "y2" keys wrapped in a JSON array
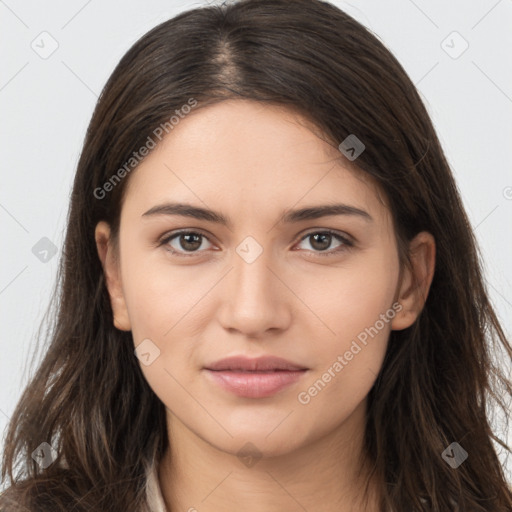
[{"x1": 121, "y1": 99, "x2": 389, "y2": 224}]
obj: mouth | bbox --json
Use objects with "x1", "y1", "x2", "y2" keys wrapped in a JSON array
[
  {"x1": 203, "y1": 369, "x2": 308, "y2": 398},
  {"x1": 203, "y1": 355, "x2": 309, "y2": 398},
  {"x1": 204, "y1": 355, "x2": 308, "y2": 372}
]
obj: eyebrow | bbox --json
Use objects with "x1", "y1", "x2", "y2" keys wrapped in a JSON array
[{"x1": 141, "y1": 202, "x2": 373, "y2": 226}]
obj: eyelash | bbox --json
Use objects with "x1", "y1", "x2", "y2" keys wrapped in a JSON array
[{"x1": 158, "y1": 229, "x2": 354, "y2": 258}]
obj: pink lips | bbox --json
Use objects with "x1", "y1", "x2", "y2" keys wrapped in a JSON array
[{"x1": 204, "y1": 356, "x2": 308, "y2": 398}]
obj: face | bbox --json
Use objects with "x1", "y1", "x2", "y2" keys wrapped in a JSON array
[{"x1": 96, "y1": 99, "x2": 433, "y2": 459}]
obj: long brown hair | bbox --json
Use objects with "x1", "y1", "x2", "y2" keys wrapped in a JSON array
[{"x1": 1, "y1": 0, "x2": 511, "y2": 510}]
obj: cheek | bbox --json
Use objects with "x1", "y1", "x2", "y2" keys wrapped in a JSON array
[
  {"x1": 293, "y1": 311, "x2": 392, "y2": 443},
  {"x1": 293, "y1": 247, "x2": 399, "y2": 412},
  {"x1": 120, "y1": 241, "x2": 209, "y2": 341},
  {"x1": 303, "y1": 246, "x2": 399, "y2": 345},
  {"x1": 121, "y1": 261, "x2": 208, "y2": 408},
  {"x1": 119, "y1": 247, "x2": 216, "y2": 388}
]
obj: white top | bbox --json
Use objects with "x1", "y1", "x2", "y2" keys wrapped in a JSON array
[{"x1": 145, "y1": 461, "x2": 167, "y2": 512}]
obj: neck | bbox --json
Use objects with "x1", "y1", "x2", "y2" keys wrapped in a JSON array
[{"x1": 158, "y1": 400, "x2": 381, "y2": 512}]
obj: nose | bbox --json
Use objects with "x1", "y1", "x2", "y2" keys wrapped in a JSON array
[{"x1": 217, "y1": 245, "x2": 292, "y2": 338}]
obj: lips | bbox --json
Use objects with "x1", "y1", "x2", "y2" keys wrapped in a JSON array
[
  {"x1": 203, "y1": 356, "x2": 309, "y2": 398},
  {"x1": 204, "y1": 355, "x2": 308, "y2": 372}
]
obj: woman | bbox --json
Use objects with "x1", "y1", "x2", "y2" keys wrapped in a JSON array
[{"x1": 1, "y1": 0, "x2": 511, "y2": 510}]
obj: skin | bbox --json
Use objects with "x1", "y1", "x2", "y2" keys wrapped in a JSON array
[{"x1": 95, "y1": 99, "x2": 435, "y2": 512}]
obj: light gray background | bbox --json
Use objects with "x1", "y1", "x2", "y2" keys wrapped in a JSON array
[{"x1": 1, "y1": 0, "x2": 511, "y2": 480}]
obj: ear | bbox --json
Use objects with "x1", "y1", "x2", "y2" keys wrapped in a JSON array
[
  {"x1": 94, "y1": 221, "x2": 131, "y2": 331},
  {"x1": 391, "y1": 231, "x2": 436, "y2": 331}
]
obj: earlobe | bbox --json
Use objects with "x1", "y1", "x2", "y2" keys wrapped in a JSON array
[
  {"x1": 391, "y1": 231, "x2": 436, "y2": 331},
  {"x1": 94, "y1": 221, "x2": 132, "y2": 331}
]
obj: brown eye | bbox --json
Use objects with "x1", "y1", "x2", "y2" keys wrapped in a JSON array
[
  {"x1": 296, "y1": 230, "x2": 353, "y2": 256},
  {"x1": 176, "y1": 233, "x2": 203, "y2": 251},
  {"x1": 161, "y1": 231, "x2": 213, "y2": 255},
  {"x1": 309, "y1": 233, "x2": 333, "y2": 251}
]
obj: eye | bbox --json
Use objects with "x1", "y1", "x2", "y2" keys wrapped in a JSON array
[
  {"x1": 160, "y1": 230, "x2": 214, "y2": 256},
  {"x1": 159, "y1": 229, "x2": 354, "y2": 258},
  {"x1": 295, "y1": 230, "x2": 353, "y2": 256}
]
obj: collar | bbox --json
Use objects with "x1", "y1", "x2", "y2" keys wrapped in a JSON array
[{"x1": 145, "y1": 460, "x2": 168, "y2": 512}]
